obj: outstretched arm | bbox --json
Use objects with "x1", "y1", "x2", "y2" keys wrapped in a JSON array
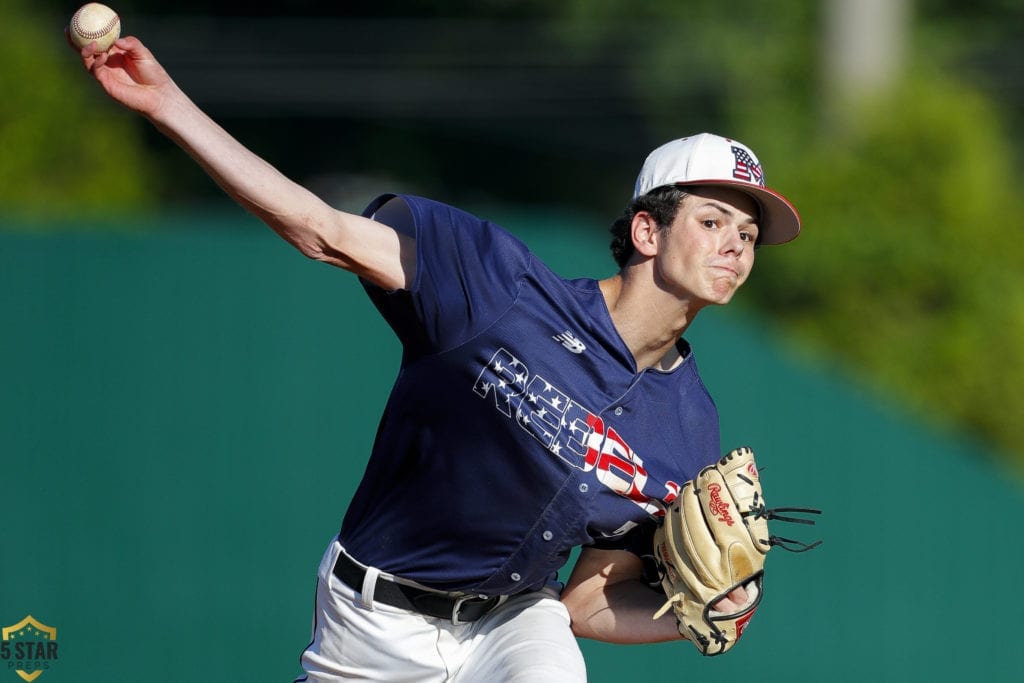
[{"x1": 72, "y1": 35, "x2": 414, "y2": 291}]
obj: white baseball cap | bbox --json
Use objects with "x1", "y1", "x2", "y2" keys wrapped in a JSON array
[{"x1": 633, "y1": 133, "x2": 801, "y2": 245}]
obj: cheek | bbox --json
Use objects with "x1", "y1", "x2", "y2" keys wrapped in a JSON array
[{"x1": 739, "y1": 249, "x2": 756, "y2": 278}]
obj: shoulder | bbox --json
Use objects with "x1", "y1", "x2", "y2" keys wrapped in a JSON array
[
  {"x1": 364, "y1": 195, "x2": 519, "y2": 239},
  {"x1": 366, "y1": 193, "x2": 539, "y2": 277}
]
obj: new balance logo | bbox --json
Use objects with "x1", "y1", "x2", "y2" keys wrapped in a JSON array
[{"x1": 553, "y1": 330, "x2": 586, "y2": 354}]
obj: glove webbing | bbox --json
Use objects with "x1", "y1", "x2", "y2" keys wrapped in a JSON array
[{"x1": 749, "y1": 496, "x2": 823, "y2": 552}]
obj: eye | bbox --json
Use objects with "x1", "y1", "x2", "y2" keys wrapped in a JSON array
[
  {"x1": 740, "y1": 230, "x2": 756, "y2": 242},
  {"x1": 701, "y1": 219, "x2": 719, "y2": 229}
]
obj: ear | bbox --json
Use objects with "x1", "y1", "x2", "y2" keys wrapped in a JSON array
[{"x1": 630, "y1": 211, "x2": 661, "y2": 258}]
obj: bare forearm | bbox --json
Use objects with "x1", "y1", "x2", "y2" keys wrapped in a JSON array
[
  {"x1": 561, "y1": 548, "x2": 684, "y2": 644},
  {"x1": 565, "y1": 578, "x2": 683, "y2": 644},
  {"x1": 76, "y1": 36, "x2": 410, "y2": 289},
  {"x1": 148, "y1": 89, "x2": 338, "y2": 258}
]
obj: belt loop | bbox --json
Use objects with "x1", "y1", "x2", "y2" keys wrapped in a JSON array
[{"x1": 359, "y1": 566, "x2": 380, "y2": 611}]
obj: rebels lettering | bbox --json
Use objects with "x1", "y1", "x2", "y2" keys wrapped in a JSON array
[{"x1": 474, "y1": 348, "x2": 678, "y2": 513}]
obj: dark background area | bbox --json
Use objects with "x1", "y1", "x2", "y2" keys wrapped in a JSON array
[
  {"x1": 42, "y1": 0, "x2": 1024, "y2": 217},
  {"x1": 68, "y1": 0, "x2": 725, "y2": 217}
]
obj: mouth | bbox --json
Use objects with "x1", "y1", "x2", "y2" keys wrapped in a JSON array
[{"x1": 711, "y1": 264, "x2": 741, "y2": 278}]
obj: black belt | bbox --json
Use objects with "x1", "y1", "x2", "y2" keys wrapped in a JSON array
[{"x1": 332, "y1": 550, "x2": 505, "y2": 624}]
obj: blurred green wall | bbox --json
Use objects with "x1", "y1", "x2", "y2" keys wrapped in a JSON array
[{"x1": 1, "y1": 210, "x2": 1021, "y2": 682}]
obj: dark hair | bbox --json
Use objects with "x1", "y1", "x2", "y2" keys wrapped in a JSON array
[{"x1": 609, "y1": 186, "x2": 689, "y2": 268}]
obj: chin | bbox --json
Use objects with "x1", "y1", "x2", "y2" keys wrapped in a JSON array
[{"x1": 706, "y1": 286, "x2": 739, "y2": 306}]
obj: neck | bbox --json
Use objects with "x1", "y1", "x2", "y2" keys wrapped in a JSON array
[{"x1": 599, "y1": 274, "x2": 704, "y2": 370}]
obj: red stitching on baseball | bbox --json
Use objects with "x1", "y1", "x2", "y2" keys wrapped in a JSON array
[{"x1": 73, "y1": 11, "x2": 120, "y2": 40}]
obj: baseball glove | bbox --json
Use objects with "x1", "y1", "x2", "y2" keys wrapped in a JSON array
[{"x1": 651, "y1": 446, "x2": 820, "y2": 656}]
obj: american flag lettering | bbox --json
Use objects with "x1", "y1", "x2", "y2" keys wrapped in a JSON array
[{"x1": 731, "y1": 146, "x2": 765, "y2": 187}]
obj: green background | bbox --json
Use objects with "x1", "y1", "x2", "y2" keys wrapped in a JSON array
[{"x1": 2, "y1": 210, "x2": 1021, "y2": 682}]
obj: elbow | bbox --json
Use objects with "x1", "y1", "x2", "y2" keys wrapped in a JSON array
[
  {"x1": 297, "y1": 212, "x2": 363, "y2": 269},
  {"x1": 288, "y1": 237, "x2": 336, "y2": 265},
  {"x1": 560, "y1": 589, "x2": 593, "y2": 639},
  {"x1": 301, "y1": 240, "x2": 338, "y2": 263},
  {"x1": 569, "y1": 618, "x2": 592, "y2": 640},
  {"x1": 267, "y1": 212, "x2": 342, "y2": 263}
]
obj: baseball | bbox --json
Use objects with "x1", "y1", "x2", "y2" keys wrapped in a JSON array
[{"x1": 69, "y1": 3, "x2": 121, "y2": 53}]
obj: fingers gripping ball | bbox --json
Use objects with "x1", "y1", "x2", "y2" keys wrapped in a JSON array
[
  {"x1": 69, "y1": 3, "x2": 121, "y2": 53},
  {"x1": 652, "y1": 446, "x2": 821, "y2": 655}
]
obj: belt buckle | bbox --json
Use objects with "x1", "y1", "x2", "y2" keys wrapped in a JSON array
[{"x1": 450, "y1": 594, "x2": 492, "y2": 625}]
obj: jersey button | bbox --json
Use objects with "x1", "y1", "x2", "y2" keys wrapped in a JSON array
[
  {"x1": 614, "y1": 407, "x2": 623, "y2": 416},
  {"x1": 578, "y1": 483, "x2": 589, "y2": 493},
  {"x1": 542, "y1": 530, "x2": 553, "y2": 541},
  {"x1": 510, "y1": 572, "x2": 522, "y2": 582}
]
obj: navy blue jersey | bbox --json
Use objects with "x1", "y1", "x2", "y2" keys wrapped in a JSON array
[{"x1": 338, "y1": 195, "x2": 721, "y2": 595}]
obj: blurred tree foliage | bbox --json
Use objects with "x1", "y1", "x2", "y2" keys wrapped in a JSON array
[
  {"x1": 750, "y1": 73, "x2": 1024, "y2": 467},
  {"x1": 550, "y1": 0, "x2": 1024, "y2": 465},
  {"x1": 1, "y1": 0, "x2": 157, "y2": 220}
]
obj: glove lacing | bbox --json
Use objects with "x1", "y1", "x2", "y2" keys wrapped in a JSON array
[{"x1": 746, "y1": 487, "x2": 822, "y2": 552}]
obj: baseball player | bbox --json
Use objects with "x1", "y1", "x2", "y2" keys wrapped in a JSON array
[{"x1": 73, "y1": 33, "x2": 802, "y2": 682}]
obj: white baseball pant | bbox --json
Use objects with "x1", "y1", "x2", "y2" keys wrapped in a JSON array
[{"x1": 295, "y1": 538, "x2": 587, "y2": 682}]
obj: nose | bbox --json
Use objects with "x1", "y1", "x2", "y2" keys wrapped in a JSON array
[{"x1": 720, "y1": 227, "x2": 746, "y2": 257}]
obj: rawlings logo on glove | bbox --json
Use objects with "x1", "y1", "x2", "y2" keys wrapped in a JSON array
[
  {"x1": 651, "y1": 446, "x2": 820, "y2": 656},
  {"x1": 707, "y1": 483, "x2": 735, "y2": 524}
]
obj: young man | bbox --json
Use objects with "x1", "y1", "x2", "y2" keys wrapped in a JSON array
[{"x1": 73, "y1": 33, "x2": 800, "y2": 682}]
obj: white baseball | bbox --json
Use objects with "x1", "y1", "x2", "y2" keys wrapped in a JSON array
[{"x1": 69, "y1": 3, "x2": 121, "y2": 53}]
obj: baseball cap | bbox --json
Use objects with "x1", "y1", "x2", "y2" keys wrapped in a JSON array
[{"x1": 633, "y1": 133, "x2": 801, "y2": 245}]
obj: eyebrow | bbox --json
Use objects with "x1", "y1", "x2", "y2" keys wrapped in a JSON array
[{"x1": 697, "y1": 201, "x2": 759, "y2": 225}]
